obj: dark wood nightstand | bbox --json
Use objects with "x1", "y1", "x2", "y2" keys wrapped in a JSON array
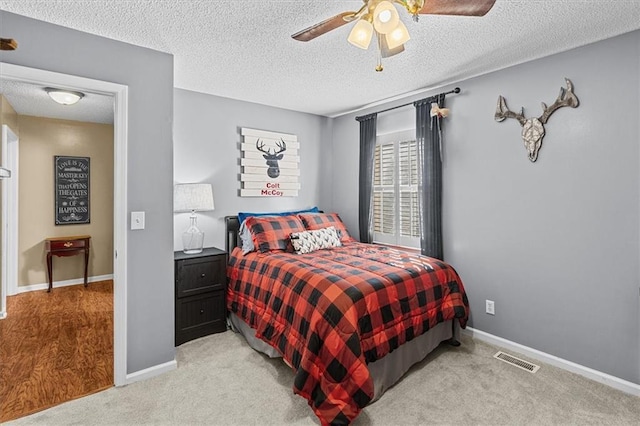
[{"x1": 175, "y1": 247, "x2": 227, "y2": 346}]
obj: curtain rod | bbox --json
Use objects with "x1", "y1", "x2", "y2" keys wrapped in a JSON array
[{"x1": 356, "y1": 87, "x2": 460, "y2": 121}]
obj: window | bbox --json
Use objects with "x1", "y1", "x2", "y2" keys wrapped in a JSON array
[{"x1": 372, "y1": 130, "x2": 420, "y2": 249}]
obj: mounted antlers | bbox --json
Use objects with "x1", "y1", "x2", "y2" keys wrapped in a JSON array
[
  {"x1": 539, "y1": 79, "x2": 579, "y2": 123},
  {"x1": 495, "y1": 78, "x2": 579, "y2": 162}
]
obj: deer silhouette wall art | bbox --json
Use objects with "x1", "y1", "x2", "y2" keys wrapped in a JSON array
[
  {"x1": 495, "y1": 78, "x2": 579, "y2": 162},
  {"x1": 256, "y1": 138, "x2": 287, "y2": 178}
]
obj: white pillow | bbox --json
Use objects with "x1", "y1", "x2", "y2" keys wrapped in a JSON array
[{"x1": 290, "y1": 226, "x2": 342, "y2": 254}]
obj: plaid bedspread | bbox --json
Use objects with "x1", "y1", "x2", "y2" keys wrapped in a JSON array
[{"x1": 227, "y1": 242, "x2": 469, "y2": 425}]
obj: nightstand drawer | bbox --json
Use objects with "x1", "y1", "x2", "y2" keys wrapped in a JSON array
[
  {"x1": 176, "y1": 256, "x2": 225, "y2": 297},
  {"x1": 175, "y1": 291, "x2": 226, "y2": 345}
]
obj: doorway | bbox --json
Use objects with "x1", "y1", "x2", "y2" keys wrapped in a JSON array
[
  {"x1": 1, "y1": 124, "x2": 18, "y2": 319},
  {"x1": 0, "y1": 63, "x2": 128, "y2": 386}
]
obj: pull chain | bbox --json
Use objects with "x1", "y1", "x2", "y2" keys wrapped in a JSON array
[{"x1": 375, "y1": 33, "x2": 384, "y2": 72}]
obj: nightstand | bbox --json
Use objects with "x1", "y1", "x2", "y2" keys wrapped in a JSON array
[{"x1": 175, "y1": 247, "x2": 227, "y2": 346}]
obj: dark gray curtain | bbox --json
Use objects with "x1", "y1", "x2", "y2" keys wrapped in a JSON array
[
  {"x1": 357, "y1": 113, "x2": 377, "y2": 243},
  {"x1": 415, "y1": 94, "x2": 445, "y2": 259}
]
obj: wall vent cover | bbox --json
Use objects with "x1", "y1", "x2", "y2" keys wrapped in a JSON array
[{"x1": 493, "y1": 351, "x2": 540, "y2": 373}]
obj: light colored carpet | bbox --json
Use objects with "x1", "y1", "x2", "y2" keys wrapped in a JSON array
[{"x1": 8, "y1": 331, "x2": 640, "y2": 425}]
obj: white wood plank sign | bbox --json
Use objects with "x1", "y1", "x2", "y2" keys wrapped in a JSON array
[{"x1": 240, "y1": 128, "x2": 300, "y2": 197}]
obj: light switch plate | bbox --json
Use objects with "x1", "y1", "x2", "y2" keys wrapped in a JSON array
[{"x1": 131, "y1": 211, "x2": 145, "y2": 230}]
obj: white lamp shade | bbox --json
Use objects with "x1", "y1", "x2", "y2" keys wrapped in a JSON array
[
  {"x1": 385, "y1": 20, "x2": 411, "y2": 50},
  {"x1": 373, "y1": 1, "x2": 400, "y2": 35},
  {"x1": 174, "y1": 183, "x2": 215, "y2": 212},
  {"x1": 348, "y1": 19, "x2": 374, "y2": 50}
]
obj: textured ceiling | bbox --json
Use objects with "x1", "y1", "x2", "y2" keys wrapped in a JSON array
[
  {"x1": 0, "y1": 0, "x2": 639, "y2": 120},
  {"x1": 0, "y1": 79, "x2": 114, "y2": 124}
]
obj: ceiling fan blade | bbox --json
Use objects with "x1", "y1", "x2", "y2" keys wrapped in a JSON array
[
  {"x1": 1, "y1": 38, "x2": 18, "y2": 51},
  {"x1": 292, "y1": 12, "x2": 357, "y2": 42},
  {"x1": 419, "y1": 0, "x2": 496, "y2": 16}
]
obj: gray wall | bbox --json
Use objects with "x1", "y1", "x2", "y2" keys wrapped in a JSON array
[
  {"x1": 331, "y1": 31, "x2": 640, "y2": 384},
  {"x1": 173, "y1": 89, "x2": 332, "y2": 251},
  {"x1": 0, "y1": 12, "x2": 175, "y2": 373}
]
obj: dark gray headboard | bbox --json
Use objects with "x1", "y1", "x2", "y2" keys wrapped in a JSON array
[{"x1": 225, "y1": 215, "x2": 241, "y2": 253}]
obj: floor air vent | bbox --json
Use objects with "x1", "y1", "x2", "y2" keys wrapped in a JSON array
[{"x1": 493, "y1": 351, "x2": 540, "y2": 373}]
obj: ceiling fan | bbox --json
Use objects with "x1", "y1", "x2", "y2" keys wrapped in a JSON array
[
  {"x1": 292, "y1": 0, "x2": 496, "y2": 71},
  {"x1": 1, "y1": 38, "x2": 18, "y2": 51}
]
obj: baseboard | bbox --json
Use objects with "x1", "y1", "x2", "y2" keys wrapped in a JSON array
[
  {"x1": 463, "y1": 327, "x2": 640, "y2": 397},
  {"x1": 0, "y1": 310, "x2": 6, "y2": 319},
  {"x1": 15, "y1": 274, "x2": 114, "y2": 294},
  {"x1": 124, "y1": 359, "x2": 177, "y2": 385}
]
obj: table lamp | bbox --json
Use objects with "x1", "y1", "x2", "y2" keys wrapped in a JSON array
[{"x1": 174, "y1": 183, "x2": 214, "y2": 254}]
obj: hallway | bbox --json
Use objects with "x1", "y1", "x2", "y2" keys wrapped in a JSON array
[{"x1": 0, "y1": 280, "x2": 113, "y2": 422}]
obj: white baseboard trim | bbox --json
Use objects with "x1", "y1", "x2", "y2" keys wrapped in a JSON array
[
  {"x1": 15, "y1": 274, "x2": 114, "y2": 294},
  {"x1": 463, "y1": 327, "x2": 640, "y2": 397},
  {"x1": 0, "y1": 310, "x2": 6, "y2": 319},
  {"x1": 124, "y1": 359, "x2": 177, "y2": 385}
]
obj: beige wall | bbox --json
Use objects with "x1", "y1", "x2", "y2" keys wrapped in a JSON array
[
  {"x1": 1, "y1": 95, "x2": 19, "y2": 132},
  {"x1": 18, "y1": 115, "x2": 113, "y2": 287}
]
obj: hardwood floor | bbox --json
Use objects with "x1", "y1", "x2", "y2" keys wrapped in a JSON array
[{"x1": 0, "y1": 280, "x2": 113, "y2": 422}]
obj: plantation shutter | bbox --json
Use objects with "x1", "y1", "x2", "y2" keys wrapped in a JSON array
[
  {"x1": 398, "y1": 140, "x2": 419, "y2": 239},
  {"x1": 373, "y1": 143, "x2": 395, "y2": 237},
  {"x1": 372, "y1": 130, "x2": 420, "y2": 249}
]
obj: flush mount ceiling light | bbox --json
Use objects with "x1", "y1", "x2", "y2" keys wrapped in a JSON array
[
  {"x1": 293, "y1": 0, "x2": 496, "y2": 72},
  {"x1": 45, "y1": 88, "x2": 85, "y2": 105}
]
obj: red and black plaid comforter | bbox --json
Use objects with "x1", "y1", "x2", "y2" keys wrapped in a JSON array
[{"x1": 227, "y1": 242, "x2": 469, "y2": 425}]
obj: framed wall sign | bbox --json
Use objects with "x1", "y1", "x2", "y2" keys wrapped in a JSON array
[
  {"x1": 240, "y1": 127, "x2": 300, "y2": 197},
  {"x1": 55, "y1": 155, "x2": 90, "y2": 225}
]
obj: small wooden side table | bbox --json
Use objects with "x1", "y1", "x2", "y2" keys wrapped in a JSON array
[{"x1": 45, "y1": 235, "x2": 91, "y2": 293}]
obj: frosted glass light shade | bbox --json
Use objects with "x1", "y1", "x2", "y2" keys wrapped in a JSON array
[
  {"x1": 348, "y1": 19, "x2": 374, "y2": 50},
  {"x1": 45, "y1": 88, "x2": 84, "y2": 105},
  {"x1": 373, "y1": 1, "x2": 400, "y2": 34},
  {"x1": 385, "y1": 21, "x2": 411, "y2": 49}
]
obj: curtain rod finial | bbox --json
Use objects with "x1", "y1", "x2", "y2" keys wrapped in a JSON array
[{"x1": 453, "y1": 87, "x2": 461, "y2": 94}]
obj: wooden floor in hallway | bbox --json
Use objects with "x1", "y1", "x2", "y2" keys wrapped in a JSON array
[{"x1": 0, "y1": 280, "x2": 113, "y2": 422}]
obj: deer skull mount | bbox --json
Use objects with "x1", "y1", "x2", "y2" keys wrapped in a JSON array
[{"x1": 495, "y1": 78, "x2": 579, "y2": 162}]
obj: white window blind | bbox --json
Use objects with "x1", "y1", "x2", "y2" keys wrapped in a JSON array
[{"x1": 372, "y1": 130, "x2": 420, "y2": 249}]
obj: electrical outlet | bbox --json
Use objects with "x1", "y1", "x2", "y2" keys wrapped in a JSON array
[{"x1": 486, "y1": 299, "x2": 495, "y2": 315}]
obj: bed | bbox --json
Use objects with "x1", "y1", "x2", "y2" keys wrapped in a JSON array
[{"x1": 225, "y1": 213, "x2": 469, "y2": 425}]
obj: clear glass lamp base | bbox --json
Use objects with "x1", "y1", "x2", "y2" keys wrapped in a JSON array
[{"x1": 182, "y1": 215, "x2": 204, "y2": 254}]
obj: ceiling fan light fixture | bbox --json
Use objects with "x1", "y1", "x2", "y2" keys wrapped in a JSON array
[
  {"x1": 45, "y1": 88, "x2": 85, "y2": 105},
  {"x1": 347, "y1": 19, "x2": 374, "y2": 50},
  {"x1": 385, "y1": 21, "x2": 411, "y2": 50},
  {"x1": 373, "y1": 1, "x2": 400, "y2": 34}
]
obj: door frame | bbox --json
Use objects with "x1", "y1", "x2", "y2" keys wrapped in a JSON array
[
  {"x1": 1, "y1": 124, "x2": 18, "y2": 319},
  {"x1": 0, "y1": 62, "x2": 129, "y2": 386}
]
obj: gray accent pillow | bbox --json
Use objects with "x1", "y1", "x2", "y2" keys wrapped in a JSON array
[{"x1": 239, "y1": 220, "x2": 255, "y2": 254}]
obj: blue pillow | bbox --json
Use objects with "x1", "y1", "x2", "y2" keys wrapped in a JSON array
[{"x1": 237, "y1": 207, "x2": 319, "y2": 224}]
